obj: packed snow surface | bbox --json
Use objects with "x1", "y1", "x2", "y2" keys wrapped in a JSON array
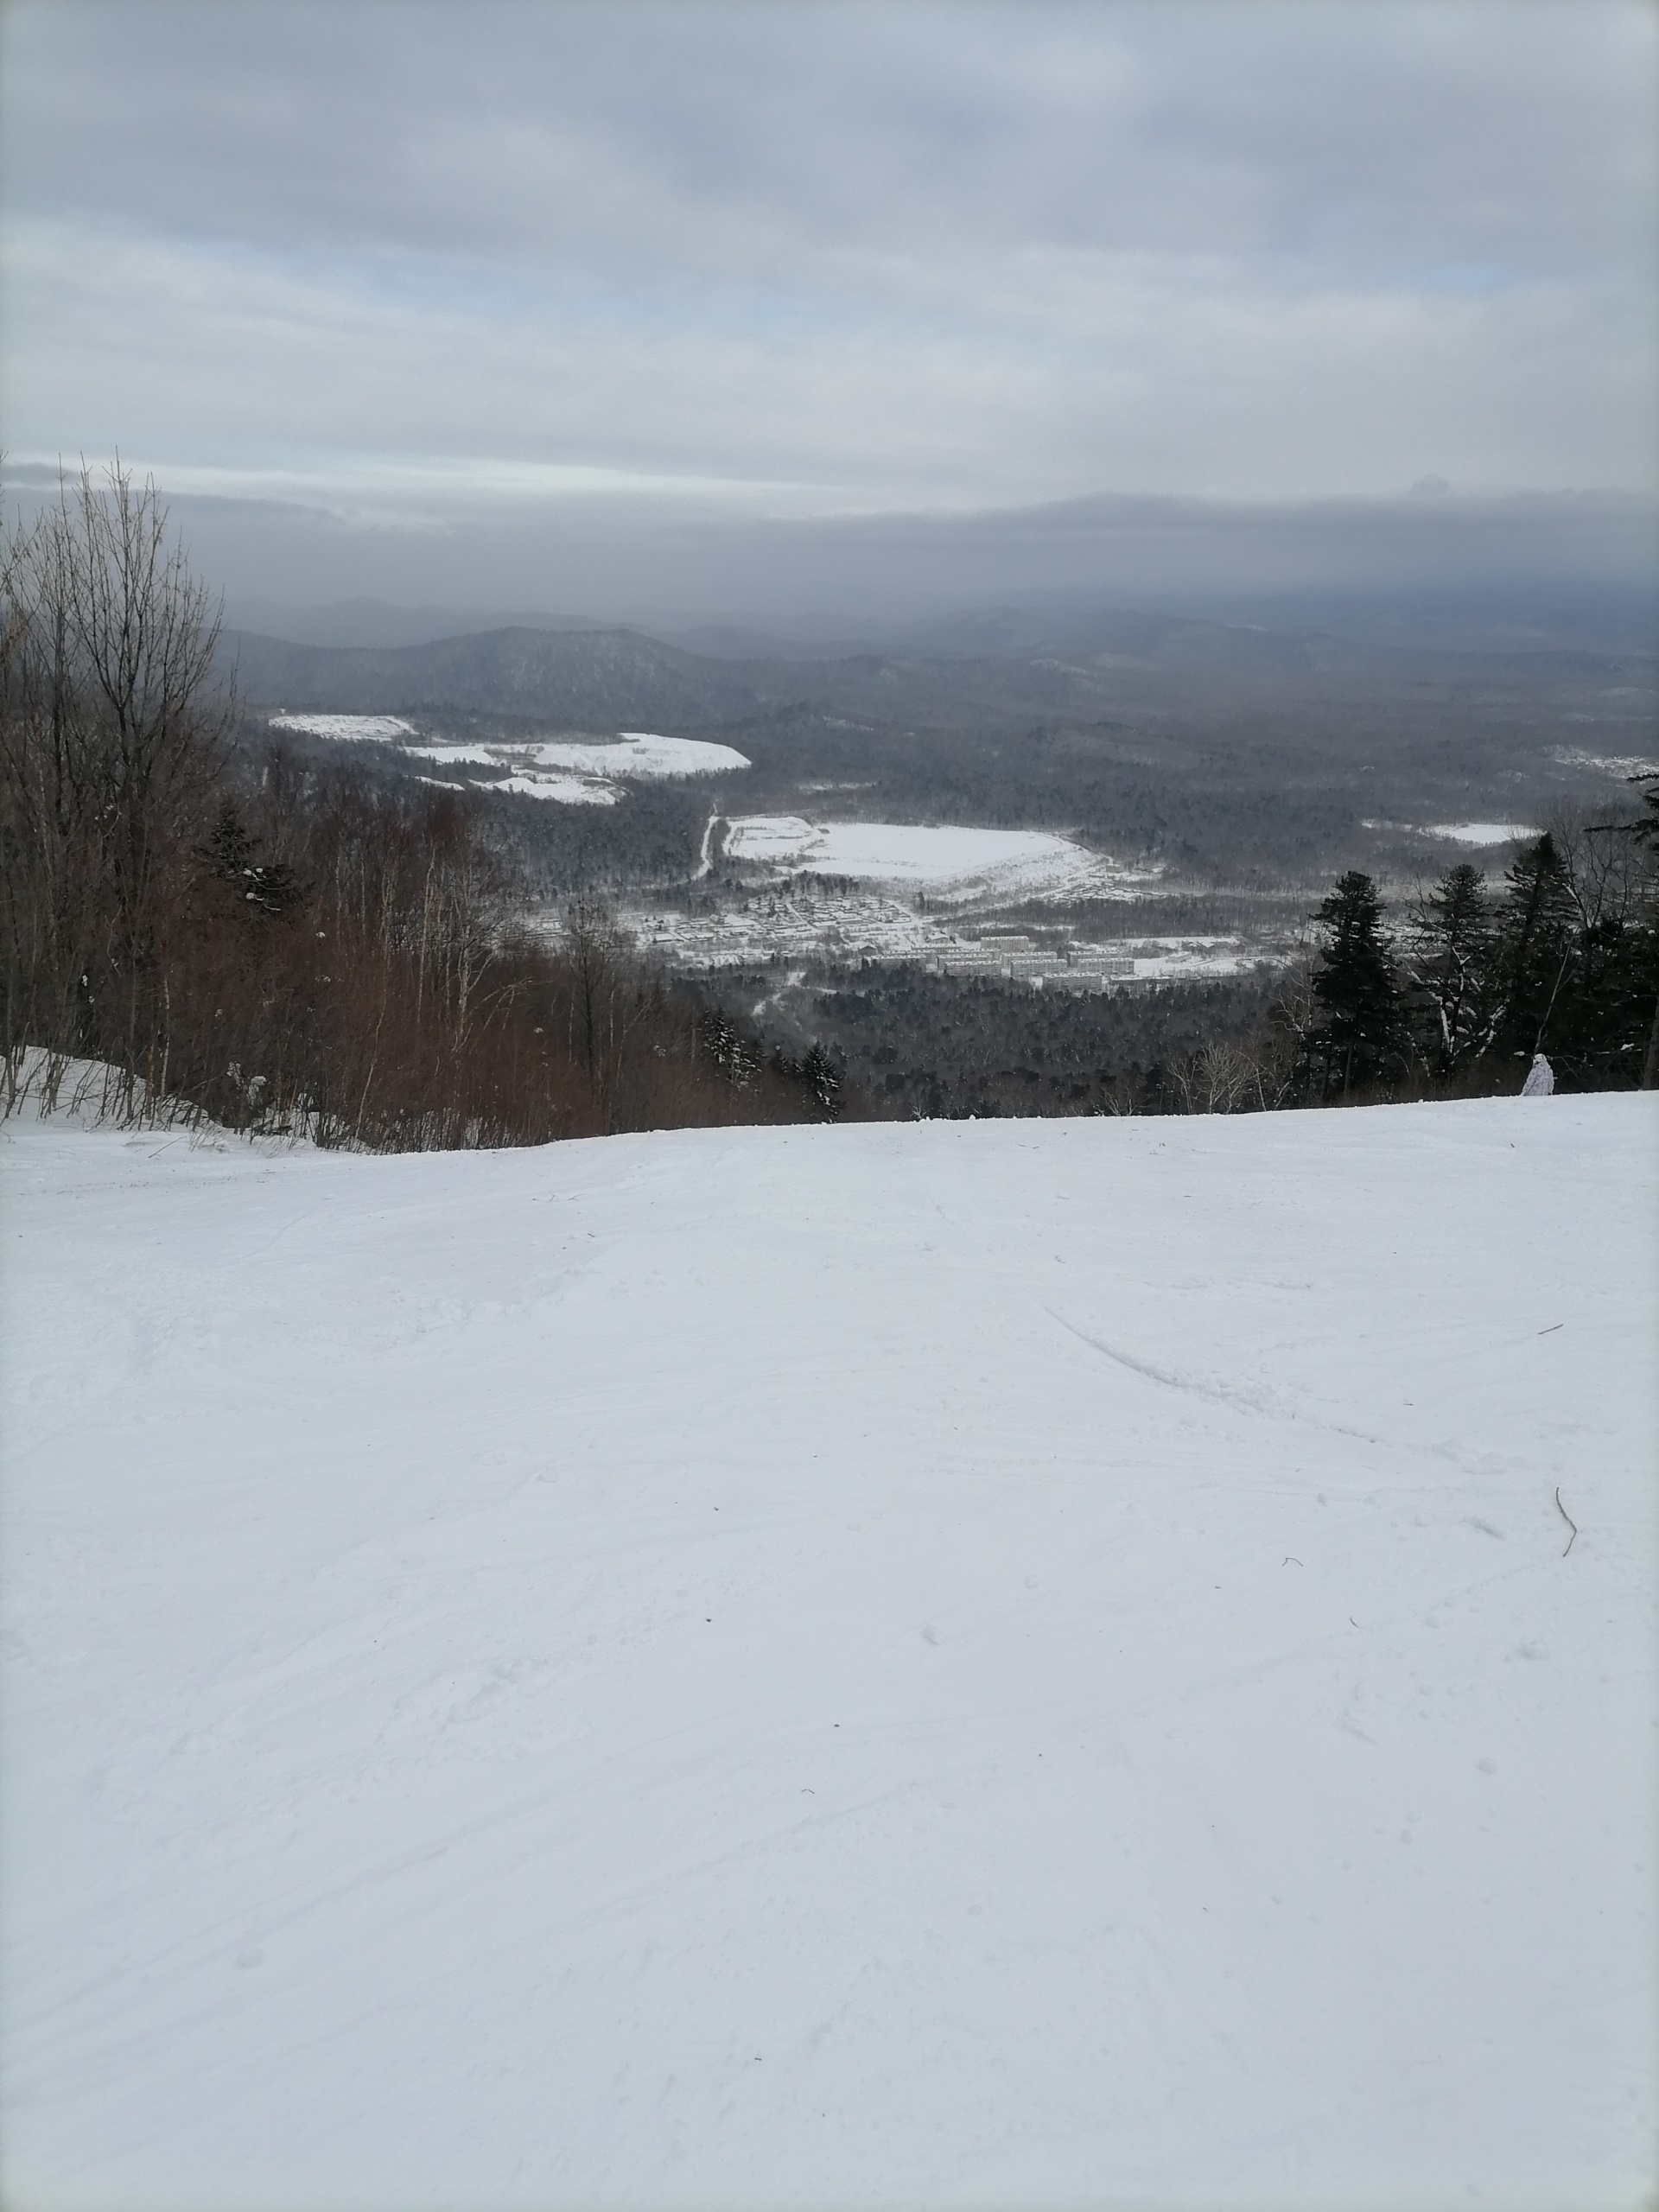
[
  {"x1": 723, "y1": 815, "x2": 1101, "y2": 896},
  {"x1": 3, "y1": 1098, "x2": 1656, "y2": 2211},
  {"x1": 268, "y1": 712, "x2": 416, "y2": 743}
]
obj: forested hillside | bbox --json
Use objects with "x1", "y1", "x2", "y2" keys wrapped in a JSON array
[{"x1": 0, "y1": 474, "x2": 816, "y2": 1143}]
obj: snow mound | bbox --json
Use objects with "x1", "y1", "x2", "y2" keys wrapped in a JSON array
[{"x1": 2, "y1": 1097, "x2": 1655, "y2": 2209}]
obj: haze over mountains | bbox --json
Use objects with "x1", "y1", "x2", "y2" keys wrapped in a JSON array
[
  {"x1": 226, "y1": 623, "x2": 761, "y2": 728},
  {"x1": 222, "y1": 590, "x2": 1659, "y2": 732}
]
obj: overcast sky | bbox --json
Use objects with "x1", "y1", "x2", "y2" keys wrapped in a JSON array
[{"x1": 2, "y1": 0, "x2": 1654, "y2": 621}]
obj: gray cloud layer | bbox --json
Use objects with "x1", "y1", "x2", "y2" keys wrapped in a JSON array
[{"x1": 2, "y1": 2, "x2": 1655, "y2": 616}]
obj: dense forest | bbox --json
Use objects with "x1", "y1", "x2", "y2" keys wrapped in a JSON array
[{"x1": 1290, "y1": 826, "x2": 1659, "y2": 1102}]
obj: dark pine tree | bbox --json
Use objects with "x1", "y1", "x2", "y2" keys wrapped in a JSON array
[
  {"x1": 1307, "y1": 871, "x2": 1402, "y2": 1100},
  {"x1": 1405, "y1": 861, "x2": 1497, "y2": 1079},
  {"x1": 1491, "y1": 834, "x2": 1577, "y2": 1070},
  {"x1": 202, "y1": 797, "x2": 300, "y2": 918},
  {"x1": 1554, "y1": 903, "x2": 1659, "y2": 1088},
  {"x1": 800, "y1": 1041, "x2": 844, "y2": 1119},
  {"x1": 1632, "y1": 774, "x2": 1659, "y2": 1091}
]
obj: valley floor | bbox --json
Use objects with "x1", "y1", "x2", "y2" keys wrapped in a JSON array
[{"x1": 2, "y1": 1096, "x2": 1655, "y2": 2209}]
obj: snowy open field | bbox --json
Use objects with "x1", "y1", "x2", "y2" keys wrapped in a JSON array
[
  {"x1": 405, "y1": 732, "x2": 752, "y2": 803},
  {"x1": 3, "y1": 1096, "x2": 1656, "y2": 2211},
  {"x1": 267, "y1": 717, "x2": 751, "y2": 804},
  {"x1": 623, "y1": 817, "x2": 1173, "y2": 974},
  {"x1": 722, "y1": 815, "x2": 1117, "y2": 900},
  {"x1": 1362, "y1": 819, "x2": 1539, "y2": 848},
  {"x1": 268, "y1": 711, "x2": 418, "y2": 744},
  {"x1": 1423, "y1": 822, "x2": 1538, "y2": 847}
]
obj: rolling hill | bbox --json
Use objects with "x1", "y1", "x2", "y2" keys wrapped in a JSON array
[{"x1": 223, "y1": 623, "x2": 766, "y2": 727}]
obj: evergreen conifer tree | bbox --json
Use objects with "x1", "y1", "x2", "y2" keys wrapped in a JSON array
[
  {"x1": 1306, "y1": 871, "x2": 1401, "y2": 1099},
  {"x1": 801, "y1": 1041, "x2": 843, "y2": 1118},
  {"x1": 1404, "y1": 861, "x2": 1497, "y2": 1077},
  {"x1": 1630, "y1": 775, "x2": 1659, "y2": 1090},
  {"x1": 1492, "y1": 834, "x2": 1576, "y2": 1067}
]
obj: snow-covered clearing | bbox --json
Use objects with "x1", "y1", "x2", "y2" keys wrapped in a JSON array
[
  {"x1": 722, "y1": 816, "x2": 1113, "y2": 899},
  {"x1": 1363, "y1": 819, "x2": 1538, "y2": 849},
  {"x1": 266, "y1": 721, "x2": 749, "y2": 802},
  {"x1": 1549, "y1": 747, "x2": 1659, "y2": 781},
  {"x1": 1423, "y1": 822, "x2": 1538, "y2": 847},
  {"x1": 268, "y1": 712, "x2": 417, "y2": 744},
  {"x1": 618, "y1": 731, "x2": 751, "y2": 775},
  {"x1": 2, "y1": 1098, "x2": 1655, "y2": 2210},
  {"x1": 404, "y1": 731, "x2": 750, "y2": 803},
  {"x1": 493, "y1": 770, "x2": 620, "y2": 806}
]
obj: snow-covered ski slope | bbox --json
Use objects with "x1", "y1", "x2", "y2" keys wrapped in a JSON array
[{"x1": 2, "y1": 1096, "x2": 1655, "y2": 2212}]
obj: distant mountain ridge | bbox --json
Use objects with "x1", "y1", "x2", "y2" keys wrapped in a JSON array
[
  {"x1": 222, "y1": 607, "x2": 1656, "y2": 731},
  {"x1": 222, "y1": 597, "x2": 614, "y2": 651},
  {"x1": 223, "y1": 625, "x2": 765, "y2": 728}
]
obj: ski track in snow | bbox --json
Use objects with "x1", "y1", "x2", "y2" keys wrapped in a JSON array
[
  {"x1": 1, "y1": 1096, "x2": 1655, "y2": 2209},
  {"x1": 1042, "y1": 1303, "x2": 1382, "y2": 1435}
]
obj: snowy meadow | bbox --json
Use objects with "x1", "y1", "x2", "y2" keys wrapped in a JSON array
[{"x1": 2, "y1": 1093, "x2": 1655, "y2": 2210}]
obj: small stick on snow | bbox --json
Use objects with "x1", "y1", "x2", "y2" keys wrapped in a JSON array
[
  {"x1": 1283, "y1": 1555, "x2": 1303, "y2": 1567},
  {"x1": 1554, "y1": 1487, "x2": 1578, "y2": 1557},
  {"x1": 1538, "y1": 1322, "x2": 1564, "y2": 1336}
]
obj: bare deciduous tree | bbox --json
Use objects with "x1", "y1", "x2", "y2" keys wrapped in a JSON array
[{"x1": 1, "y1": 464, "x2": 233, "y2": 1110}]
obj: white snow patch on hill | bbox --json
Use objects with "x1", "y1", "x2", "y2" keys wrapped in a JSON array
[
  {"x1": 269, "y1": 712, "x2": 417, "y2": 743},
  {"x1": 1549, "y1": 747, "x2": 1659, "y2": 780},
  {"x1": 265, "y1": 720, "x2": 748, "y2": 801},
  {"x1": 493, "y1": 770, "x2": 620, "y2": 806},
  {"x1": 723, "y1": 815, "x2": 1103, "y2": 897},
  {"x1": 1424, "y1": 822, "x2": 1538, "y2": 846},
  {"x1": 402, "y1": 731, "x2": 751, "y2": 804},
  {"x1": 2, "y1": 1099, "x2": 1655, "y2": 2209}
]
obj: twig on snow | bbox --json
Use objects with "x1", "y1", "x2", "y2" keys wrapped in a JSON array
[
  {"x1": 1537, "y1": 1322, "x2": 1564, "y2": 1336},
  {"x1": 1554, "y1": 1487, "x2": 1578, "y2": 1557}
]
